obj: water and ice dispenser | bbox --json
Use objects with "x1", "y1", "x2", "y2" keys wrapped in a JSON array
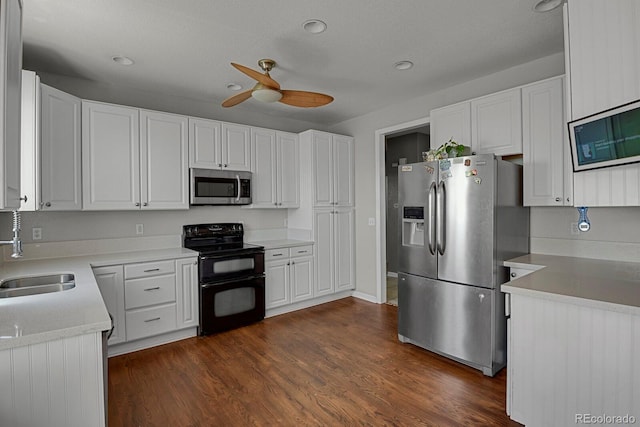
[{"x1": 402, "y1": 207, "x2": 424, "y2": 247}]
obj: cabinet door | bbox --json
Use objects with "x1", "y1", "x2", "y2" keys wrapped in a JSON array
[
  {"x1": 313, "y1": 209, "x2": 334, "y2": 296},
  {"x1": 20, "y1": 70, "x2": 39, "y2": 212},
  {"x1": 333, "y1": 135, "x2": 354, "y2": 207},
  {"x1": 139, "y1": 110, "x2": 188, "y2": 209},
  {"x1": 251, "y1": 127, "x2": 277, "y2": 207},
  {"x1": 188, "y1": 117, "x2": 221, "y2": 169},
  {"x1": 312, "y1": 132, "x2": 334, "y2": 207},
  {"x1": 430, "y1": 101, "x2": 471, "y2": 151},
  {"x1": 291, "y1": 255, "x2": 314, "y2": 303},
  {"x1": 221, "y1": 122, "x2": 251, "y2": 171},
  {"x1": 0, "y1": 0, "x2": 22, "y2": 210},
  {"x1": 82, "y1": 101, "x2": 140, "y2": 210},
  {"x1": 522, "y1": 77, "x2": 567, "y2": 206},
  {"x1": 277, "y1": 131, "x2": 299, "y2": 208},
  {"x1": 471, "y1": 88, "x2": 522, "y2": 156},
  {"x1": 334, "y1": 208, "x2": 355, "y2": 292},
  {"x1": 40, "y1": 84, "x2": 82, "y2": 211},
  {"x1": 176, "y1": 258, "x2": 198, "y2": 329},
  {"x1": 265, "y1": 259, "x2": 290, "y2": 309},
  {"x1": 93, "y1": 265, "x2": 126, "y2": 345}
]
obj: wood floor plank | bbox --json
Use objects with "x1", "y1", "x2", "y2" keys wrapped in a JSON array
[{"x1": 108, "y1": 297, "x2": 521, "y2": 426}]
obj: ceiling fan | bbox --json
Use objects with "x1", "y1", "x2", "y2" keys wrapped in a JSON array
[{"x1": 222, "y1": 59, "x2": 334, "y2": 108}]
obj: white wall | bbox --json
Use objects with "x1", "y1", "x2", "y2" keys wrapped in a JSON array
[{"x1": 328, "y1": 52, "x2": 569, "y2": 298}]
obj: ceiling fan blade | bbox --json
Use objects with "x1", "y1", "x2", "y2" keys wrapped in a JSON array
[
  {"x1": 221, "y1": 89, "x2": 253, "y2": 107},
  {"x1": 278, "y1": 90, "x2": 334, "y2": 108},
  {"x1": 231, "y1": 63, "x2": 280, "y2": 90}
]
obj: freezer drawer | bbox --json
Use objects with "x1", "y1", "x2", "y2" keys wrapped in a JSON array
[{"x1": 398, "y1": 272, "x2": 505, "y2": 376}]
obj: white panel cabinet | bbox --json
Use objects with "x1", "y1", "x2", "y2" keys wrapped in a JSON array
[
  {"x1": 522, "y1": 76, "x2": 572, "y2": 206},
  {"x1": 471, "y1": 88, "x2": 522, "y2": 156},
  {"x1": 221, "y1": 122, "x2": 251, "y2": 171},
  {"x1": 93, "y1": 265, "x2": 126, "y2": 345},
  {"x1": 314, "y1": 208, "x2": 354, "y2": 296},
  {"x1": 0, "y1": 0, "x2": 22, "y2": 210},
  {"x1": 82, "y1": 101, "x2": 188, "y2": 210},
  {"x1": 176, "y1": 258, "x2": 199, "y2": 330},
  {"x1": 566, "y1": 0, "x2": 640, "y2": 206},
  {"x1": 302, "y1": 130, "x2": 354, "y2": 208},
  {"x1": 19, "y1": 70, "x2": 39, "y2": 211},
  {"x1": 333, "y1": 208, "x2": 355, "y2": 292},
  {"x1": 430, "y1": 101, "x2": 472, "y2": 151},
  {"x1": 40, "y1": 84, "x2": 82, "y2": 210},
  {"x1": 251, "y1": 128, "x2": 299, "y2": 208},
  {"x1": 265, "y1": 245, "x2": 314, "y2": 309},
  {"x1": 188, "y1": 118, "x2": 250, "y2": 171}
]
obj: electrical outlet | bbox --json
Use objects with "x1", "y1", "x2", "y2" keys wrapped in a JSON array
[
  {"x1": 570, "y1": 222, "x2": 579, "y2": 235},
  {"x1": 136, "y1": 224, "x2": 144, "y2": 235},
  {"x1": 368, "y1": 217, "x2": 376, "y2": 226},
  {"x1": 32, "y1": 227, "x2": 42, "y2": 240}
]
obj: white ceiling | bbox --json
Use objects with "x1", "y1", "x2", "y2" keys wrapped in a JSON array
[{"x1": 22, "y1": 0, "x2": 564, "y2": 127}]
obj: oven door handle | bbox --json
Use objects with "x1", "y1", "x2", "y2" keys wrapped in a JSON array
[
  {"x1": 201, "y1": 274, "x2": 265, "y2": 288},
  {"x1": 236, "y1": 174, "x2": 241, "y2": 202},
  {"x1": 199, "y1": 250, "x2": 263, "y2": 261}
]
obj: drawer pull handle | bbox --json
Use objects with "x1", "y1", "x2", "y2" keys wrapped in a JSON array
[
  {"x1": 144, "y1": 317, "x2": 161, "y2": 323},
  {"x1": 297, "y1": 250, "x2": 307, "y2": 254},
  {"x1": 144, "y1": 268, "x2": 161, "y2": 273},
  {"x1": 144, "y1": 286, "x2": 161, "y2": 291},
  {"x1": 272, "y1": 254, "x2": 283, "y2": 257}
]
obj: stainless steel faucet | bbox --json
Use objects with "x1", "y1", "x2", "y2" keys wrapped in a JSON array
[{"x1": 0, "y1": 210, "x2": 23, "y2": 258}]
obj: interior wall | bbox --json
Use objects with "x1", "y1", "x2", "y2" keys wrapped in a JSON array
[
  {"x1": 328, "y1": 52, "x2": 566, "y2": 298},
  {"x1": 385, "y1": 132, "x2": 430, "y2": 273}
]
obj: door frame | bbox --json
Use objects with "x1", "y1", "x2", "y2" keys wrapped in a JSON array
[{"x1": 374, "y1": 116, "x2": 430, "y2": 304}]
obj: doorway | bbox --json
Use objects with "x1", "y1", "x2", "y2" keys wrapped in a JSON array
[{"x1": 373, "y1": 117, "x2": 430, "y2": 304}]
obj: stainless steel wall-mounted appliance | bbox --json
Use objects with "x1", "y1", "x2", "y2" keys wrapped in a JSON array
[
  {"x1": 397, "y1": 155, "x2": 529, "y2": 376},
  {"x1": 183, "y1": 223, "x2": 265, "y2": 335},
  {"x1": 190, "y1": 168, "x2": 252, "y2": 205}
]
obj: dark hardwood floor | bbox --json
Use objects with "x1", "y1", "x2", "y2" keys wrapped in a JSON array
[{"x1": 108, "y1": 298, "x2": 521, "y2": 426}]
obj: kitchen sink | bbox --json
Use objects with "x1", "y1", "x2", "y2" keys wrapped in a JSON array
[{"x1": 0, "y1": 274, "x2": 75, "y2": 298}]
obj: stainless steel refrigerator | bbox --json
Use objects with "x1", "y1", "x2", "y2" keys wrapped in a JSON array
[{"x1": 397, "y1": 154, "x2": 529, "y2": 376}]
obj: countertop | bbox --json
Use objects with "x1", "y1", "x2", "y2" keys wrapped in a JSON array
[
  {"x1": 249, "y1": 239, "x2": 313, "y2": 250},
  {"x1": 0, "y1": 248, "x2": 198, "y2": 351},
  {"x1": 503, "y1": 253, "x2": 640, "y2": 315}
]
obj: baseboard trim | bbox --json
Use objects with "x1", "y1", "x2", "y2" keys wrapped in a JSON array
[
  {"x1": 107, "y1": 327, "x2": 197, "y2": 357},
  {"x1": 266, "y1": 291, "x2": 353, "y2": 318},
  {"x1": 386, "y1": 271, "x2": 398, "y2": 278},
  {"x1": 351, "y1": 291, "x2": 380, "y2": 304}
]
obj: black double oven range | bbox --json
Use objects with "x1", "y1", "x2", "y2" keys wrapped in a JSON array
[{"x1": 183, "y1": 223, "x2": 265, "y2": 335}]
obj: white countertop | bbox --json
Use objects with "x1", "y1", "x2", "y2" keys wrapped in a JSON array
[
  {"x1": 249, "y1": 239, "x2": 313, "y2": 250},
  {"x1": 503, "y1": 253, "x2": 640, "y2": 315},
  {"x1": 0, "y1": 248, "x2": 198, "y2": 351}
]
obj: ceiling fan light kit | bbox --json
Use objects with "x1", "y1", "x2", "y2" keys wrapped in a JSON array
[{"x1": 221, "y1": 58, "x2": 334, "y2": 108}]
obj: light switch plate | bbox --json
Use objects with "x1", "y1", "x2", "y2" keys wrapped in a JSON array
[
  {"x1": 136, "y1": 224, "x2": 144, "y2": 235},
  {"x1": 32, "y1": 227, "x2": 42, "y2": 240},
  {"x1": 368, "y1": 217, "x2": 376, "y2": 226}
]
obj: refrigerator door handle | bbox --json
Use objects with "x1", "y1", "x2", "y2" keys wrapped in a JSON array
[
  {"x1": 427, "y1": 182, "x2": 436, "y2": 255},
  {"x1": 437, "y1": 180, "x2": 446, "y2": 255}
]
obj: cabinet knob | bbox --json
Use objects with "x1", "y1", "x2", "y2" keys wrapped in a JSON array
[
  {"x1": 224, "y1": 164, "x2": 228, "y2": 168},
  {"x1": 143, "y1": 202, "x2": 148, "y2": 207},
  {"x1": 45, "y1": 202, "x2": 51, "y2": 207},
  {"x1": 274, "y1": 202, "x2": 278, "y2": 206},
  {"x1": 287, "y1": 262, "x2": 290, "y2": 266},
  {"x1": 19, "y1": 195, "x2": 27, "y2": 202},
  {"x1": 510, "y1": 272, "x2": 517, "y2": 278},
  {"x1": 555, "y1": 197, "x2": 561, "y2": 202},
  {"x1": 567, "y1": 197, "x2": 570, "y2": 203},
  {"x1": 218, "y1": 163, "x2": 222, "y2": 168},
  {"x1": 135, "y1": 202, "x2": 140, "y2": 207}
]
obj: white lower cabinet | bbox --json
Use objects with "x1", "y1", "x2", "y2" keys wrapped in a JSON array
[
  {"x1": 93, "y1": 256, "x2": 198, "y2": 353},
  {"x1": 314, "y1": 208, "x2": 355, "y2": 296},
  {"x1": 265, "y1": 245, "x2": 314, "y2": 309}
]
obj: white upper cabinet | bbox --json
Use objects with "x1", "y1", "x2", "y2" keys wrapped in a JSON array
[
  {"x1": 566, "y1": 0, "x2": 640, "y2": 206},
  {"x1": 139, "y1": 110, "x2": 188, "y2": 209},
  {"x1": 40, "y1": 84, "x2": 82, "y2": 211},
  {"x1": 189, "y1": 117, "x2": 221, "y2": 169},
  {"x1": 522, "y1": 76, "x2": 572, "y2": 206},
  {"x1": 250, "y1": 128, "x2": 299, "y2": 208},
  {"x1": 306, "y1": 130, "x2": 354, "y2": 207},
  {"x1": 0, "y1": 0, "x2": 22, "y2": 210},
  {"x1": 20, "y1": 70, "x2": 39, "y2": 212},
  {"x1": 82, "y1": 101, "x2": 188, "y2": 210},
  {"x1": 471, "y1": 88, "x2": 522, "y2": 156},
  {"x1": 430, "y1": 101, "x2": 471, "y2": 151},
  {"x1": 221, "y1": 122, "x2": 251, "y2": 171},
  {"x1": 189, "y1": 119, "x2": 250, "y2": 171}
]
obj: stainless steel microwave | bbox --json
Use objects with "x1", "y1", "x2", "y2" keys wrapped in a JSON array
[{"x1": 190, "y1": 168, "x2": 252, "y2": 205}]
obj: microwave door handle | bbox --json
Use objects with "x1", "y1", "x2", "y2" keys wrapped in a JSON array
[{"x1": 236, "y1": 175, "x2": 241, "y2": 202}]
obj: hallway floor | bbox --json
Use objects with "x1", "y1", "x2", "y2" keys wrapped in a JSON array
[{"x1": 386, "y1": 275, "x2": 398, "y2": 306}]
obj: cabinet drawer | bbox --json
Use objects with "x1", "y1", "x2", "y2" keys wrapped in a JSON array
[
  {"x1": 125, "y1": 274, "x2": 176, "y2": 309},
  {"x1": 125, "y1": 303, "x2": 177, "y2": 341},
  {"x1": 290, "y1": 245, "x2": 313, "y2": 258},
  {"x1": 125, "y1": 260, "x2": 175, "y2": 279},
  {"x1": 265, "y1": 248, "x2": 290, "y2": 261}
]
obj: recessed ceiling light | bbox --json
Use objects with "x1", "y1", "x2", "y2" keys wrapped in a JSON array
[
  {"x1": 533, "y1": 0, "x2": 563, "y2": 12},
  {"x1": 226, "y1": 83, "x2": 242, "y2": 91},
  {"x1": 303, "y1": 19, "x2": 327, "y2": 34},
  {"x1": 112, "y1": 56, "x2": 134, "y2": 66},
  {"x1": 394, "y1": 61, "x2": 414, "y2": 71}
]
